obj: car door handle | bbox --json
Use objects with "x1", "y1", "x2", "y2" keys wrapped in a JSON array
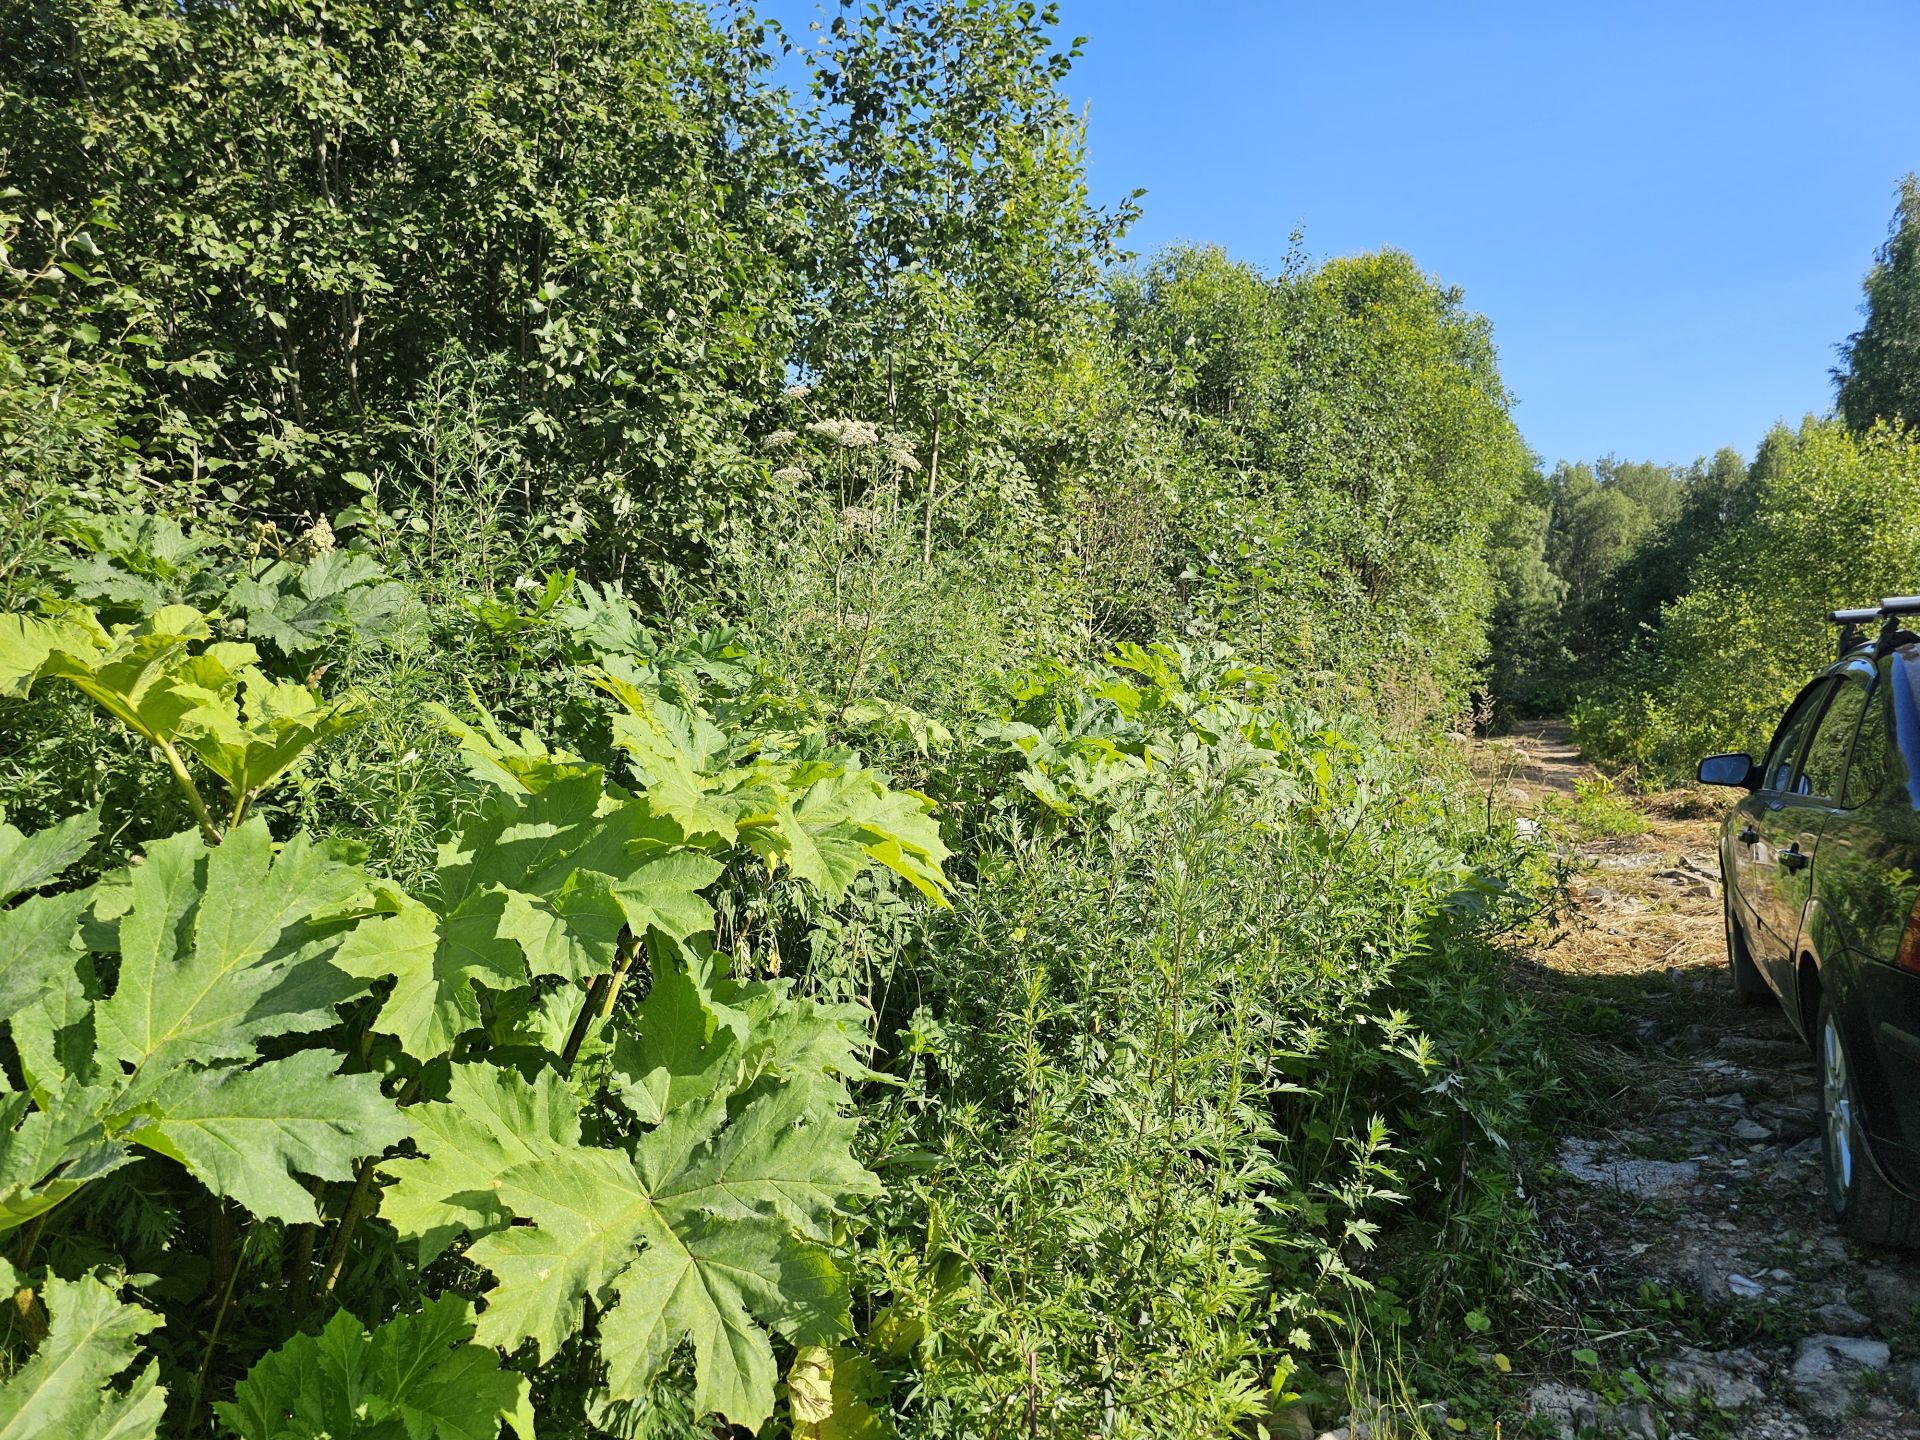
[
  {"x1": 1738, "y1": 824, "x2": 1760, "y2": 845},
  {"x1": 1781, "y1": 845, "x2": 1810, "y2": 872}
]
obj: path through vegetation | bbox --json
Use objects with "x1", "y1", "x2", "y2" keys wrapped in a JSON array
[{"x1": 1483, "y1": 724, "x2": 1920, "y2": 1438}]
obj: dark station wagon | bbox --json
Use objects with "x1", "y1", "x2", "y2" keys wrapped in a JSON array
[{"x1": 1700, "y1": 598, "x2": 1920, "y2": 1246}]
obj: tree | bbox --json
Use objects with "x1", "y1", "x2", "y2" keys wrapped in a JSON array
[{"x1": 1837, "y1": 174, "x2": 1920, "y2": 433}]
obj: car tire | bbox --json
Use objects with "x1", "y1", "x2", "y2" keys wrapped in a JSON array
[
  {"x1": 1818, "y1": 997, "x2": 1920, "y2": 1247},
  {"x1": 1725, "y1": 897, "x2": 1771, "y2": 1006}
]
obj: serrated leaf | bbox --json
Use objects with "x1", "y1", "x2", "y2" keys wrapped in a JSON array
[
  {"x1": 125, "y1": 1052, "x2": 408, "y2": 1224},
  {"x1": 0, "y1": 1090, "x2": 131, "y2": 1235},
  {"x1": 599, "y1": 1211, "x2": 849, "y2": 1433},
  {"x1": 653, "y1": 1082, "x2": 881, "y2": 1243},
  {"x1": 334, "y1": 889, "x2": 526, "y2": 1058},
  {"x1": 0, "y1": 890, "x2": 92, "y2": 1019},
  {"x1": 380, "y1": 1063, "x2": 582, "y2": 1264},
  {"x1": 498, "y1": 870, "x2": 625, "y2": 982},
  {"x1": 216, "y1": 1296, "x2": 532, "y2": 1440},
  {"x1": 0, "y1": 1257, "x2": 165, "y2": 1440},
  {"x1": 178, "y1": 676, "x2": 365, "y2": 803},
  {"x1": 607, "y1": 955, "x2": 740, "y2": 1125},
  {"x1": 95, "y1": 822, "x2": 366, "y2": 1077},
  {"x1": 226, "y1": 552, "x2": 408, "y2": 660},
  {"x1": 468, "y1": 1147, "x2": 663, "y2": 1359},
  {"x1": 0, "y1": 808, "x2": 98, "y2": 905}
]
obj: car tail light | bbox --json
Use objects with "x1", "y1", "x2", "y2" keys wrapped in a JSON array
[{"x1": 1898, "y1": 895, "x2": 1920, "y2": 974}]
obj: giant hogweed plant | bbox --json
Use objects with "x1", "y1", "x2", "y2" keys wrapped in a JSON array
[{"x1": 0, "y1": 604, "x2": 952, "y2": 1435}]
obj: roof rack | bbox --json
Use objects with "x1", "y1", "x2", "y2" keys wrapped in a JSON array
[
  {"x1": 1830, "y1": 606, "x2": 1882, "y2": 658},
  {"x1": 1824, "y1": 601, "x2": 1920, "y2": 659}
]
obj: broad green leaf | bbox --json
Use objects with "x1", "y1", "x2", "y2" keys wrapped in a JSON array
[
  {"x1": 497, "y1": 870, "x2": 625, "y2": 982},
  {"x1": 2, "y1": 607, "x2": 360, "y2": 813},
  {"x1": 468, "y1": 1146, "x2": 663, "y2": 1359},
  {"x1": 215, "y1": 1296, "x2": 533, "y2": 1440},
  {"x1": 607, "y1": 955, "x2": 740, "y2": 1125},
  {"x1": 124, "y1": 1052, "x2": 408, "y2": 1224},
  {"x1": 334, "y1": 890, "x2": 526, "y2": 1058},
  {"x1": 652, "y1": 1083, "x2": 880, "y2": 1243},
  {"x1": 178, "y1": 676, "x2": 365, "y2": 803},
  {"x1": 0, "y1": 891, "x2": 91, "y2": 1017},
  {"x1": 0, "y1": 1258, "x2": 165, "y2": 1440},
  {"x1": 95, "y1": 823, "x2": 366, "y2": 1077},
  {"x1": 380, "y1": 1063, "x2": 582, "y2": 1264},
  {"x1": 0, "y1": 808, "x2": 98, "y2": 905},
  {"x1": 608, "y1": 851, "x2": 722, "y2": 944},
  {"x1": 226, "y1": 552, "x2": 409, "y2": 659},
  {"x1": 599, "y1": 1211, "x2": 849, "y2": 1433},
  {"x1": 0, "y1": 1090, "x2": 131, "y2": 1236},
  {"x1": 0, "y1": 613, "x2": 103, "y2": 696}
]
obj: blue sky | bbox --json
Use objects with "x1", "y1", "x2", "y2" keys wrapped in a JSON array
[{"x1": 1057, "y1": 2, "x2": 1920, "y2": 470}]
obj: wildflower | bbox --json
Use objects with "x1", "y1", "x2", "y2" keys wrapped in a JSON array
[
  {"x1": 839, "y1": 506, "x2": 880, "y2": 532},
  {"x1": 783, "y1": 383, "x2": 813, "y2": 400},
  {"x1": 806, "y1": 417, "x2": 879, "y2": 448},
  {"x1": 759, "y1": 429, "x2": 798, "y2": 452},
  {"x1": 772, "y1": 466, "x2": 811, "y2": 484},
  {"x1": 888, "y1": 448, "x2": 921, "y2": 473}
]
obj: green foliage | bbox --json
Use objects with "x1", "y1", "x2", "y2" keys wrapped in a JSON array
[
  {"x1": 0, "y1": 3, "x2": 1568, "y2": 1435},
  {"x1": 0, "y1": 1257, "x2": 165, "y2": 1440},
  {"x1": 0, "y1": 817, "x2": 405, "y2": 1230},
  {"x1": 1573, "y1": 419, "x2": 1920, "y2": 779},
  {"x1": 216, "y1": 1298, "x2": 532, "y2": 1440},
  {"x1": 1110, "y1": 244, "x2": 1533, "y2": 706},
  {"x1": 1838, "y1": 175, "x2": 1920, "y2": 434},
  {"x1": 1, "y1": 603, "x2": 363, "y2": 838}
]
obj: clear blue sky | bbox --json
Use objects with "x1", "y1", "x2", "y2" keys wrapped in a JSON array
[{"x1": 1059, "y1": 1, "x2": 1920, "y2": 470}]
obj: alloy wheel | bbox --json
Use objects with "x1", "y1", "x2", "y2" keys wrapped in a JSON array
[{"x1": 1824, "y1": 1013, "x2": 1855, "y2": 1202}]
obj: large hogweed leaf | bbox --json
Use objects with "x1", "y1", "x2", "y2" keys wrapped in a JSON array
[
  {"x1": 333, "y1": 747, "x2": 725, "y2": 1060},
  {"x1": 0, "y1": 808, "x2": 100, "y2": 1016},
  {"x1": 380, "y1": 958, "x2": 879, "y2": 1434},
  {"x1": 0, "y1": 1257, "x2": 165, "y2": 1440},
  {"x1": 0, "y1": 605, "x2": 362, "y2": 832},
  {"x1": 593, "y1": 665, "x2": 951, "y2": 906},
  {"x1": 225, "y1": 550, "x2": 409, "y2": 659},
  {"x1": 215, "y1": 1296, "x2": 534, "y2": 1440},
  {"x1": 0, "y1": 816, "x2": 407, "y2": 1229}
]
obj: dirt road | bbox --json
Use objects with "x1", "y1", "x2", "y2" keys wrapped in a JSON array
[{"x1": 1483, "y1": 722, "x2": 1920, "y2": 1440}]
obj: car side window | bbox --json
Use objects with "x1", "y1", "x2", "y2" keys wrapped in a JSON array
[
  {"x1": 1761, "y1": 681, "x2": 1832, "y2": 793},
  {"x1": 1846, "y1": 678, "x2": 1890, "y2": 807},
  {"x1": 1801, "y1": 672, "x2": 1871, "y2": 802}
]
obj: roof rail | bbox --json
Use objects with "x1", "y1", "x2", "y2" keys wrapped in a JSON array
[
  {"x1": 1831, "y1": 605, "x2": 1882, "y2": 659},
  {"x1": 1825, "y1": 601, "x2": 1920, "y2": 659},
  {"x1": 1876, "y1": 597, "x2": 1920, "y2": 658}
]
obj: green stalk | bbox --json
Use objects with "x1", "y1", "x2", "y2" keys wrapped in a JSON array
[
  {"x1": 158, "y1": 739, "x2": 223, "y2": 845},
  {"x1": 321, "y1": 1076, "x2": 419, "y2": 1297},
  {"x1": 188, "y1": 1220, "x2": 247, "y2": 1433},
  {"x1": 561, "y1": 929, "x2": 638, "y2": 1072}
]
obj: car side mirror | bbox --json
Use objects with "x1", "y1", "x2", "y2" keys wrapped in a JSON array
[{"x1": 1697, "y1": 752, "x2": 1757, "y2": 788}]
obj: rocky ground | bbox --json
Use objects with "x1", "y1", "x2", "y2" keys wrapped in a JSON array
[{"x1": 1483, "y1": 723, "x2": 1920, "y2": 1440}]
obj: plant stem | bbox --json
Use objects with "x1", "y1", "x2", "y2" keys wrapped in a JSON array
[
  {"x1": 159, "y1": 739, "x2": 223, "y2": 845},
  {"x1": 188, "y1": 1221, "x2": 247, "y2": 1433},
  {"x1": 561, "y1": 929, "x2": 639, "y2": 1073},
  {"x1": 320, "y1": 1075, "x2": 419, "y2": 1297},
  {"x1": 13, "y1": 1213, "x2": 48, "y2": 1272}
]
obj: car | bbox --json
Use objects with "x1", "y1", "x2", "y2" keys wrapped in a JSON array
[{"x1": 1698, "y1": 597, "x2": 1920, "y2": 1245}]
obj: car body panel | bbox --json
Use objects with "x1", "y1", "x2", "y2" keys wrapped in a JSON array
[{"x1": 1715, "y1": 643, "x2": 1920, "y2": 1197}]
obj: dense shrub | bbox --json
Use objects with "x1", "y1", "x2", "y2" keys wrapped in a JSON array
[{"x1": 1572, "y1": 419, "x2": 1920, "y2": 779}]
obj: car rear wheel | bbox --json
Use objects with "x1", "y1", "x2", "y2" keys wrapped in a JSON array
[
  {"x1": 1724, "y1": 896, "x2": 1770, "y2": 1005},
  {"x1": 1819, "y1": 998, "x2": 1920, "y2": 1247}
]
